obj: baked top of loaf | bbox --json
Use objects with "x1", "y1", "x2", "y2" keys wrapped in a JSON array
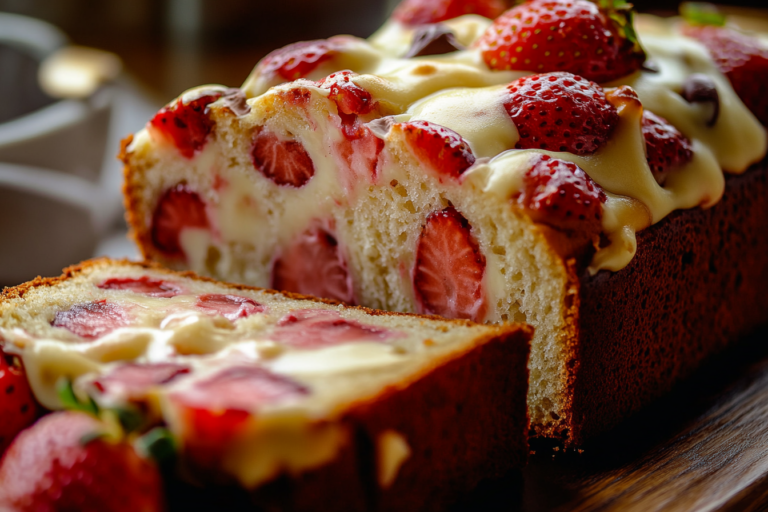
[{"x1": 0, "y1": 258, "x2": 531, "y2": 488}]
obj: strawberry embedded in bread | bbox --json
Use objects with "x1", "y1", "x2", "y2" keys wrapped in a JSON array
[
  {"x1": 414, "y1": 207, "x2": 487, "y2": 322},
  {"x1": 0, "y1": 349, "x2": 38, "y2": 454},
  {"x1": 0, "y1": 411, "x2": 164, "y2": 512},
  {"x1": 0, "y1": 259, "x2": 531, "y2": 508},
  {"x1": 52, "y1": 300, "x2": 131, "y2": 340},
  {"x1": 272, "y1": 226, "x2": 355, "y2": 304},
  {"x1": 393, "y1": 0, "x2": 510, "y2": 26},
  {"x1": 251, "y1": 128, "x2": 316, "y2": 187},
  {"x1": 504, "y1": 72, "x2": 619, "y2": 154},
  {"x1": 99, "y1": 276, "x2": 185, "y2": 298},
  {"x1": 475, "y1": 0, "x2": 646, "y2": 82},
  {"x1": 150, "y1": 184, "x2": 211, "y2": 261}
]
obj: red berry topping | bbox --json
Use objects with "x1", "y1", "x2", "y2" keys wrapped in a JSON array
[
  {"x1": 257, "y1": 38, "x2": 349, "y2": 82},
  {"x1": 682, "y1": 25, "x2": 768, "y2": 125},
  {"x1": 516, "y1": 154, "x2": 606, "y2": 231},
  {"x1": 52, "y1": 300, "x2": 131, "y2": 340},
  {"x1": 476, "y1": 0, "x2": 645, "y2": 83},
  {"x1": 317, "y1": 71, "x2": 375, "y2": 116},
  {"x1": 93, "y1": 363, "x2": 191, "y2": 399},
  {"x1": 394, "y1": 0, "x2": 509, "y2": 26},
  {"x1": 504, "y1": 72, "x2": 618, "y2": 155},
  {"x1": 413, "y1": 207, "x2": 487, "y2": 322},
  {"x1": 271, "y1": 310, "x2": 393, "y2": 349},
  {"x1": 272, "y1": 227, "x2": 354, "y2": 304},
  {"x1": 0, "y1": 349, "x2": 38, "y2": 454},
  {"x1": 195, "y1": 294, "x2": 265, "y2": 320},
  {"x1": 0, "y1": 411, "x2": 164, "y2": 512},
  {"x1": 149, "y1": 92, "x2": 221, "y2": 158},
  {"x1": 151, "y1": 184, "x2": 211, "y2": 260},
  {"x1": 400, "y1": 120, "x2": 476, "y2": 178},
  {"x1": 642, "y1": 110, "x2": 693, "y2": 185},
  {"x1": 98, "y1": 276, "x2": 183, "y2": 298},
  {"x1": 251, "y1": 128, "x2": 315, "y2": 188}
]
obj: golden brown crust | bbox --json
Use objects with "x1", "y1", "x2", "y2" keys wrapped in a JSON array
[{"x1": 564, "y1": 161, "x2": 768, "y2": 445}]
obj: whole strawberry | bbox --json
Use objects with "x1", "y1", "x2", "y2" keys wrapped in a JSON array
[
  {"x1": 393, "y1": 0, "x2": 510, "y2": 26},
  {"x1": 0, "y1": 411, "x2": 164, "y2": 512},
  {"x1": 475, "y1": 0, "x2": 645, "y2": 83},
  {"x1": 515, "y1": 154, "x2": 606, "y2": 232},
  {"x1": 399, "y1": 120, "x2": 476, "y2": 179},
  {"x1": 682, "y1": 24, "x2": 768, "y2": 126},
  {"x1": 504, "y1": 72, "x2": 619, "y2": 155},
  {"x1": 0, "y1": 349, "x2": 38, "y2": 454}
]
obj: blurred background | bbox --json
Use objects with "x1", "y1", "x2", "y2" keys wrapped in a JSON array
[{"x1": 0, "y1": 0, "x2": 764, "y2": 286}]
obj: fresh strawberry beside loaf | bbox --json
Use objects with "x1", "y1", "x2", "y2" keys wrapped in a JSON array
[
  {"x1": 121, "y1": 0, "x2": 768, "y2": 442},
  {"x1": 0, "y1": 258, "x2": 531, "y2": 511}
]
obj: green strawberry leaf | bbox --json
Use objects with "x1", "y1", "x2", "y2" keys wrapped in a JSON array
[
  {"x1": 680, "y1": 2, "x2": 726, "y2": 27},
  {"x1": 57, "y1": 377, "x2": 99, "y2": 416},
  {"x1": 137, "y1": 427, "x2": 177, "y2": 466}
]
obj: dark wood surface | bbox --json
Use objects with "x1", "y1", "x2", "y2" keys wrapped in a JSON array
[{"x1": 452, "y1": 326, "x2": 768, "y2": 512}]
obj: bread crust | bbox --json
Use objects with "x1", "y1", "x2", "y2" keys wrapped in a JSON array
[{"x1": 564, "y1": 161, "x2": 768, "y2": 445}]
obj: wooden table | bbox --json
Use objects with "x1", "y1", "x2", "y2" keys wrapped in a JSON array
[{"x1": 453, "y1": 328, "x2": 768, "y2": 512}]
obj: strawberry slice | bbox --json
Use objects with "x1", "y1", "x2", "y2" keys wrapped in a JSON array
[
  {"x1": 149, "y1": 92, "x2": 221, "y2": 158},
  {"x1": 271, "y1": 310, "x2": 393, "y2": 349},
  {"x1": 257, "y1": 38, "x2": 350, "y2": 82},
  {"x1": 682, "y1": 24, "x2": 768, "y2": 126},
  {"x1": 52, "y1": 300, "x2": 131, "y2": 340},
  {"x1": 98, "y1": 276, "x2": 184, "y2": 298},
  {"x1": 151, "y1": 184, "x2": 211, "y2": 260},
  {"x1": 642, "y1": 110, "x2": 693, "y2": 185},
  {"x1": 393, "y1": 0, "x2": 509, "y2": 26},
  {"x1": 475, "y1": 0, "x2": 645, "y2": 83},
  {"x1": 92, "y1": 363, "x2": 191, "y2": 399},
  {"x1": 173, "y1": 366, "x2": 308, "y2": 466},
  {"x1": 195, "y1": 294, "x2": 265, "y2": 320},
  {"x1": 317, "y1": 71, "x2": 376, "y2": 116},
  {"x1": 399, "y1": 120, "x2": 476, "y2": 179},
  {"x1": 515, "y1": 154, "x2": 606, "y2": 232},
  {"x1": 251, "y1": 128, "x2": 315, "y2": 188},
  {"x1": 0, "y1": 411, "x2": 164, "y2": 512},
  {"x1": 504, "y1": 72, "x2": 619, "y2": 155},
  {"x1": 271, "y1": 227, "x2": 355, "y2": 304},
  {"x1": 0, "y1": 348, "x2": 38, "y2": 454},
  {"x1": 413, "y1": 207, "x2": 488, "y2": 322}
]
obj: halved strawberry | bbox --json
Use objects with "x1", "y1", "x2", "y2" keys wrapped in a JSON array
[
  {"x1": 515, "y1": 154, "x2": 606, "y2": 231},
  {"x1": 0, "y1": 411, "x2": 164, "y2": 512},
  {"x1": 317, "y1": 71, "x2": 375, "y2": 116},
  {"x1": 52, "y1": 300, "x2": 131, "y2": 340},
  {"x1": 476, "y1": 0, "x2": 645, "y2": 83},
  {"x1": 271, "y1": 310, "x2": 393, "y2": 349},
  {"x1": 682, "y1": 24, "x2": 768, "y2": 126},
  {"x1": 149, "y1": 92, "x2": 222, "y2": 158},
  {"x1": 251, "y1": 128, "x2": 315, "y2": 188},
  {"x1": 413, "y1": 207, "x2": 487, "y2": 322},
  {"x1": 504, "y1": 72, "x2": 619, "y2": 155},
  {"x1": 271, "y1": 227, "x2": 355, "y2": 303},
  {"x1": 399, "y1": 120, "x2": 476, "y2": 179},
  {"x1": 173, "y1": 366, "x2": 308, "y2": 467},
  {"x1": 92, "y1": 363, "x2": 191, "y2": 400},
  {"x1": 393, "y1": 0, "x2": 509, "y2": 26},
  {"x1": 256, "y1": 37, "x2": 351, "y2": 82},
  {"x1": 195, "y1": 294, "x2": 265, "y2": 320},
  {"x1": 98, "y1": 276, "x2": 184, "y2": 298},
  {"x1": 151, "y1": 184, "x2": 211, "y2": 260},
  {"x1": 642, "y1": 110, "x2": 693, "y2": 185},
  {"x1": 0, "y1": 348, "x2": 38, "y2": 454}
]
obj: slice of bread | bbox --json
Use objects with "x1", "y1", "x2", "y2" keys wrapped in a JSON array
[
  {"x1": 121, "y1": 12, "x2": 768, "y2": 443},
  {"x1": 0, "y1": 258, "x2": 530, "y2": 510}
]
